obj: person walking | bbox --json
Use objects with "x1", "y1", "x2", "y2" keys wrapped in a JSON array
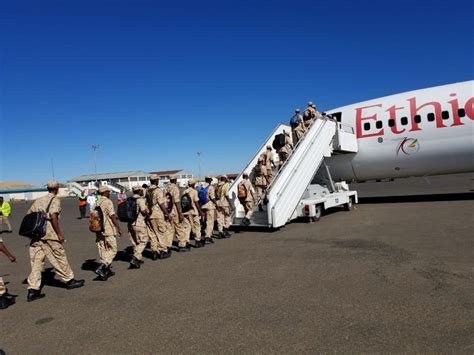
[
  {"x1": 200, "y1": 176, "x2": 216, "y2": 244},
  {"x1": 182, "y1": 179, "x2": 205, "y2": 248},
  {"x1": 167, "y1": 174, "x2": 191, "y2": 252},
  {"x1": 0, "y1": 197, "x2": 12, "y2": 233},
  {"x1": 238, "y1": 173, "x2": 256, "y2": 226},
  {"x1": 147, "y1": 174, "x2": 173, "y2": 260},
  {"x1": 94, "y1": 185, "x2": 122, "y2": 281},
  {"x1": 0, "y1": 236, "x2": 17, "y2": 309},
  {"x1": 78, "y1": 192, "x2": 87, "y2": 219},
  {"x1": 215, "y1": 175, "x2": 233, "y2": 238},
  {"x1": 128, "y1": 186, "x2": 150, "y2": 269},
  {"x1": 26, "y1": 180, "x2": 85, "y2": 301}
]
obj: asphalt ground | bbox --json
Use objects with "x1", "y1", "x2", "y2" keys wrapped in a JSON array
[{"x1": 1, "y1": 173, "x2": 473, "y2": 353}]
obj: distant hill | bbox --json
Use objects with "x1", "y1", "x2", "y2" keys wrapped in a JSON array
[{"x1": 0, "y1": 181, "x2": 40, "y2": 190}]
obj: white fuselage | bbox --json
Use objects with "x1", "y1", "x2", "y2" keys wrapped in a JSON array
[{"x1": 325, "y1": 80, "x2": 474, "y2": 181}]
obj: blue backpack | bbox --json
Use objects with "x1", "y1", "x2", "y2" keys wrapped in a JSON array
[
  {"x1": 290, "y1": 114, "x2": 299, "y2": 128},
  {"x1": 198, "y1": 185, "x2": 210, "y2": 205}
]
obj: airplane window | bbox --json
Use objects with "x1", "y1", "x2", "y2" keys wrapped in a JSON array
[
  {"x1": 427, "y1": 113, "x2": 435, "y2": 122},
  {"x1": 363, "y1": 122, "x2": 370, "y2": 130},
  {"x1": 414, "y1": 115, "x2": 421, "y2": 123},
  {"x1": 388, "y1": 119, "x2": 395, "y2": 127},
  {"x1": 458, "y1": 108, "x2": 466, "y2": 117},
  {"x1": 442, "y1": 111, "x2": 450, "y2": 120},
  {"x1": 401, "y1": 116, "x2": 408, "y2": 125},
  {"x1": 376, "y1": 121, "x2": 383, "y2": 129}
]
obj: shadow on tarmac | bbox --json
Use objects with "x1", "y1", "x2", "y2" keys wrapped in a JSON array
[{"x1": 358, "y1": 192, "x2": 474, "y2": 204}]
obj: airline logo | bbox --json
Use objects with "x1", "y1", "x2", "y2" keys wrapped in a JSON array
[
  {"x1": 354, "y1": 90, "x2": 473, "y2": 139},
  {"x1": 397, "y1": 137, "x2": 420, "y2": 156}
]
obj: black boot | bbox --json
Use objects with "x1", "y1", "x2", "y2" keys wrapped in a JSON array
[
  {"x1": 129, "y1": 256, "x2": 141, "y2": 269},
  {"x1": 27, "y1": 289, "x2": 45, "y2": 302},
  {"x1": 215, "y1": 232, "x2": 224, "y2": 239},
  {"x1": 224, "y1": 229, "x2": 232, "y2": 237},
  {"x1": 194, "y1": 240, "x2": 204, "y2": 248},
  {"x1": 0, "y1": 294, "x2": 15, "y2": 309},
  {"x1": 258, "y1": 205, "x2": 264, "y2": 212},
  {"x1": 95, "y1": 264, "x2": 108, "y2": 281},
  {"x1": 158, "y1": 250, "x2": 171, "y2": 259},
  {"x1": 65, "y1": 279, "x2": 85, "y2": 290},
  {"x1": 151, "y1": 251, "x2": 159, "y2": 261},
  {"x1": 4, "y1": 290, "x2": 18, "y2": 301},
  {"x1": 178, "y1": 243, "x2": 191, "y2": 252},
  {"x1": 106, "y1": 266, "x2": 115, "y2": 277},
  {"x1": 240, "y1": 218, "x2": 249, "y2": 226}
]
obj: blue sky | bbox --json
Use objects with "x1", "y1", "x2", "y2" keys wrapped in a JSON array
[{"x1": 1, "y1": 0, "x2": 472, "y2": 184}]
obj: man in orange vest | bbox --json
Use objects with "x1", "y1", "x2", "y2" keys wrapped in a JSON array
[{"x1": 78, "y1": 192, "x2": 87, "y2": 219}]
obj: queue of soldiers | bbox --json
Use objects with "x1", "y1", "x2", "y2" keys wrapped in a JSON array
[
  {"x1": 0, "y1": 173, "x2": 238, "y2": 308},
  {"x1": 0, "y1": 101, "x2": 325, "y2": 309},
  {"x1": 247, "y1": 101, "x2": 324, "y2": 213}
]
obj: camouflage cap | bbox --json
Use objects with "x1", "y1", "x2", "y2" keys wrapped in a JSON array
[
  {"x1": 47, "y1": 180, "x2": 60, "y2": 189},
  {"x1": 98, "y1": 185, "x2": 110, "y2": 193}
]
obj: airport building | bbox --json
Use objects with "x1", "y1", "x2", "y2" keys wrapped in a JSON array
[
  {"x1": 68, "y1": 169, "x2": 194, "y2": 193},
  {"x1": 0, "y1": 181, "x2": 69, "y2": 201}
]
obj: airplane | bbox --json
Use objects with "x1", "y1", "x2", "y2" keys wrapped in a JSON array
[{"x1": 325, "y1": 80, "x2": 473, "y2": 182}]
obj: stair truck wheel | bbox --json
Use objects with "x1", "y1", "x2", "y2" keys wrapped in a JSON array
[
  {"x1": 344, "y1": 196, "x2": 353, "y2": 211},
  {"x1": 311, "y1": 204, "x2": 322, "y2": 222}
]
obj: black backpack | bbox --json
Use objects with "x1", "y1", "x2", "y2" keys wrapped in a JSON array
[
  {"x1": 303, "y1": 108, "x2": 313, "y2": 121},
  {"x1": 146, "y1": 188, "x2": 154, "y2": 210},
  {"x1": 19, "y1": 197, "x2": 55, "y2": 239},
  {"x1": 117, "y1": 197, "x2": 138, "y2": 223},
  {"x1": 165, "y1": 192, "x2": 173, "y2": 213},
  {"x1": 272, "y1": 133, "x2": 286, "y2": 150},
  {"x1": 181, "y1": 193, "x2": 192, "y2": 213}
]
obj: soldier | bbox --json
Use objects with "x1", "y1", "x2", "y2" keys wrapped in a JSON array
[
  {"x1": 147, "y1": 174, "x2": 173, "y2": 259},
  {"x1": 26, "y1": 180, "x2": 85, "y2": 301},
  {"x1": 238, "y1": 173, "x2": 256, "y2": 226},
  {"x1": 215, "y1": 175, "x2": 233, "y2": 239},
  {"x1": 94, "y1": 185, "x2": 122, "y2": 281},
  {"x1": 200, "y1": 176, "x2": 216, "y2": 244},
  {"x1": 261, "y1": 145, "x2": 275, "y2": 185},
  {"x1": 182, "y1": 179, "x2": 205, "y2": 248},
  {"x1": 0, "y1": 236, "x2": 17, "y2": 309},
  {"x1": 312, "y1": 103, "x2": 324, "y2": 121},
  {"x1": 128, "y1": 186, "x2": 149, "y2": 269},
  {"x1": 278, "y1": 131, "x2": 293, "y2": 167},
  {"x1": 253, "y1": 158, "x2": 268, "y2": 212},
  {"x1": 303, "y1": 101, "x2": 317, "y2": 128},
  {"x1": 291, "y1": 109, "x2": 306, "y2": 145},
  {"x1": 167, "y1": 174, "x2": 191, "y2": 252}
]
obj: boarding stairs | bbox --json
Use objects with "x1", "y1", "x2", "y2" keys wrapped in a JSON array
[
  {"x1": 66, "y1": 182, "x2": 86, "y2": 197},
  {"x1": 229, "y1": 116, "x2": 358, "y2": 228}
]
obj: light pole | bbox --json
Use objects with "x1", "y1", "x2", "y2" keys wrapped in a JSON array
[
  {"x1": 197, "y1": 151, "x2": 202, "y2": 180},
  {"x1": 50, "y1": 158, "x2": 55, "y2": 180},
  {"x1": 91, "y1": 144, "x2": 99, "y2": 185}
]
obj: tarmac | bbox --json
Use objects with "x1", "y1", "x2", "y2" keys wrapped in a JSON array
[{"x1": 1, "y1": 173, "x2": 473, "y2": 353}]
